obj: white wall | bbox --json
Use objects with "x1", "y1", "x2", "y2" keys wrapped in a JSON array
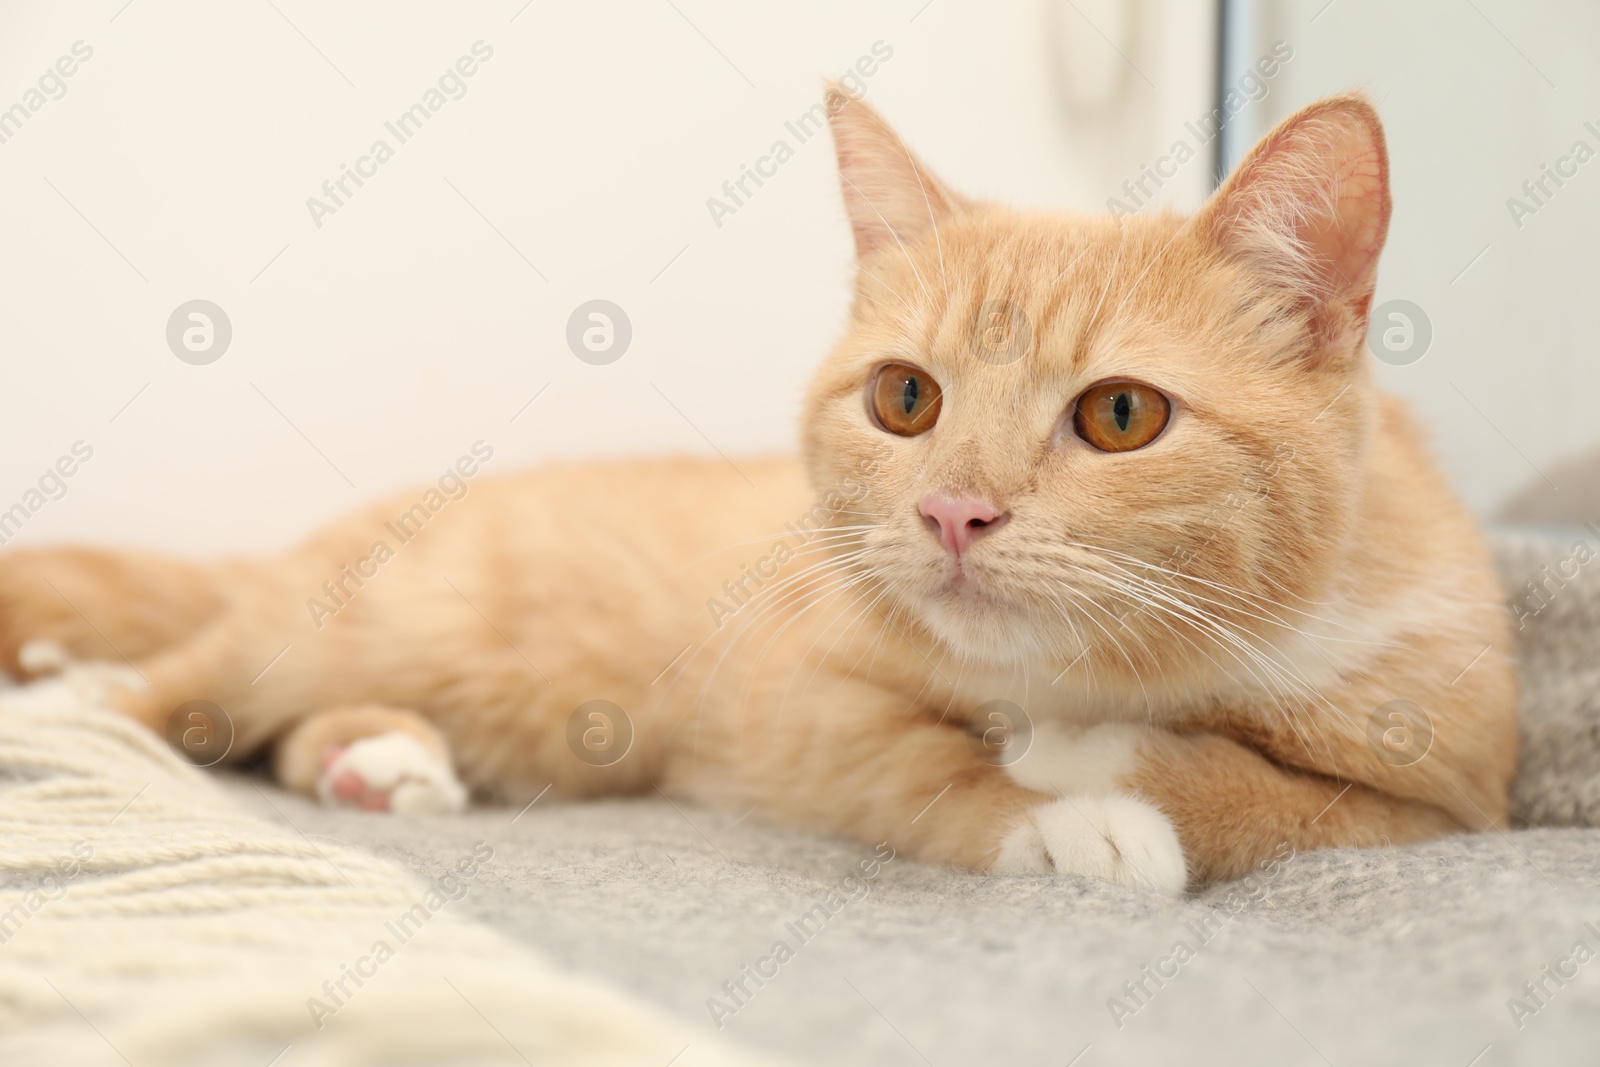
[
  {"x1": 0, "y1": 0, "x2": 1216, "y2": 556},
  {"x1": 1257, "y1": 0, "x2": 1600, "y2": 519}
]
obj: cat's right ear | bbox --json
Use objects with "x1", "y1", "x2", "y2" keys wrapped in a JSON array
[
  {"x1": 1192, "y1": 94, "x2": 1391, "y2": 362},
  {"x1": 825, "y1": 85, "x2": 964, "y2": 259}
]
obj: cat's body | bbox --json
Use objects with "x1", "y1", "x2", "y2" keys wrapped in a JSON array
[{"x1": 0, "y1": 91, "x2": 1515, "y2": 890}]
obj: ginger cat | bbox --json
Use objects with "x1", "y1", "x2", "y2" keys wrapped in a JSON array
[{"x1": 0, "y1": 89, "x2": 1515, "y2": 891}]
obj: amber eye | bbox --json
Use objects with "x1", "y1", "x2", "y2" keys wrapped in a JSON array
[
  {"x1": 870, "y1": 363, "x2": 943, "y2": 437},
  {"x1": 1072, "y1": 381, "x2": 1171, "y2": 452}
]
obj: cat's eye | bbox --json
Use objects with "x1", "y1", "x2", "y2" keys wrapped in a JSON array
[
  {"x1": 869, "y1": 363, "x2": 943, "y2": 437},
  {"x1": 1072, "y1": 380, "x2": 1171, "y2": 452}
]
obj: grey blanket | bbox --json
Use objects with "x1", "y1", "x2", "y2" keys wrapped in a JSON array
[{"x1": 225, "y1": 530, "x2": 1600, "y2": 1067}]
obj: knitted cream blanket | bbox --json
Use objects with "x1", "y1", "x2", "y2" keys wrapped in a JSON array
[{"x1": 0, "y1": 666, "x2": 764, "y2": 1067}]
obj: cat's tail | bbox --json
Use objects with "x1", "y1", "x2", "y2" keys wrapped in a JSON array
[{"x1": 0, "y1": 546, "x2": 232, "y2": 677}]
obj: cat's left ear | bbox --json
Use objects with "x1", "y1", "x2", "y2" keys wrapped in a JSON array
[
  {"x1": 1194, "y1": 94, "x2": 1391, "y2": 361},
  {"x1": 824, "y1": 85, "x2": 965, "y2": 259}
]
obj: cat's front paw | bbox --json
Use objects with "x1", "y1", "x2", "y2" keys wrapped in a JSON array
[
  {"x1": 318, "y1": 733, "x2": 468, "y2": 816},
  {"x1": 993, "y1": 795, "x2": 1187, "y2": 895}
]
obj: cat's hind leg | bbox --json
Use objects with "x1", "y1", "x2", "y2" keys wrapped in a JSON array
[
  {"x1": 274, "y1": 705, "x2": 467, "y2": 815},
  {"x1": 0, "y1": 546, "x2": 234, "y2": 677}
]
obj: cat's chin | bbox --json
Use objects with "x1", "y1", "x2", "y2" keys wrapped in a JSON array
[{"x1": 916, "y1": 589, "x2": 1054, "y2": 664}]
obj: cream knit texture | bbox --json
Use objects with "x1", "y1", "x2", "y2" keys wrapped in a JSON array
[{"x1": 0, "y1": 664, "x2": 765, "y2": 1067}]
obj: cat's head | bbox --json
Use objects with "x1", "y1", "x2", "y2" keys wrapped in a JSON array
[{"x1": 801, "y1": 88, "x2": 1392, "y2": 681}]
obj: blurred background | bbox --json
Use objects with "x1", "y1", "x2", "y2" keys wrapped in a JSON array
[{"x1": 0, "y1": 0, "x2": 1593, "y2": 555}]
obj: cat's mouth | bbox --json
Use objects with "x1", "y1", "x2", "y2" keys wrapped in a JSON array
[{"x1": 930, "y1": 563, "x2": 1007, "y2": 607}]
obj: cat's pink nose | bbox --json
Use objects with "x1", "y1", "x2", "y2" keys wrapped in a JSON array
[{"x1": 919, "y1": 495, "x2": 1009, "y2": 559}]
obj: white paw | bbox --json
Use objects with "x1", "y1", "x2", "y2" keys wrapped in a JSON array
[
  {"x1": 317, "y1": 733, "x2": 468, "y2": 816},
  {"x1": 1005, "y1": 720, "x2": 1145, "y2": 795},
  {"x1": 18, "y1": 638, "x2": 70, "y2": 675},
  {"x1": 0, "y1": 642, "x2": 145, "y2": 715},
  {"x1": 993, "y1": 795, "x2": 1187, "y2": 895}
]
